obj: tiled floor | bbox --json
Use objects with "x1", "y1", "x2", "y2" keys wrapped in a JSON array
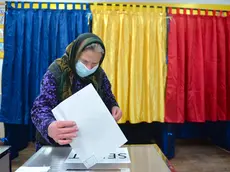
[
  {"x1": 171, "y1": 140, "x2": 230, "y2": 172},
  {"x1": 12, "y1": 143, "x2": 35, "y2": 172},
  {"x1": 12, "y1": 140, "x2": 230, "y2": 172}
]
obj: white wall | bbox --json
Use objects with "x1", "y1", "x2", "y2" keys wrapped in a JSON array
[
  {"x1": 3, "y1": 0, "x2": 230, "y2": 4},
  {"x1": 0, "y1": 123, "x2": 3, "y2": 138},
  {"x1": 0, "y1": 59, "x2": 2, "y2": 94},
  {"x1": 0, "y1": 59, "x2": 3, "y2": 138}
]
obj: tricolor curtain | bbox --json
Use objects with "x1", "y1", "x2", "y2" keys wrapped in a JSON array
[
  {"x1": 92, "y1": 5, "x2": 167, "y2": 123},
  {"x1": 165, "y1": 9, "x2": 230, "y2": 123}
]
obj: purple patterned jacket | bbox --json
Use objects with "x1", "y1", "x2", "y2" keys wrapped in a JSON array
[{"x1": 31, "y1": 69, "x2": 118, "y2": 150}]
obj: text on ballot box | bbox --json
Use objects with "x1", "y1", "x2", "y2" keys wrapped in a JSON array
[{"x1": 65, "y1": 148, "x2": 131, "y2": 164}]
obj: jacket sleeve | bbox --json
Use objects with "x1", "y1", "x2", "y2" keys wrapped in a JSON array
[
  {"x1": 31, "y1": 70, "x2": 59, "y2": 144},
  {"x1": 101, "y1": 70, "x2": 119, "y2": 112}
]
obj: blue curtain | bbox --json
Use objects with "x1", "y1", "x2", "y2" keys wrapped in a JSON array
[{"x1": 0, "y1": 2, "x2": 91, "y2": 159}]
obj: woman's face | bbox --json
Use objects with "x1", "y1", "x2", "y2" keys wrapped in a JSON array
[{"x1": 77, "y1": 50, "x2": 102, "y2": 69}]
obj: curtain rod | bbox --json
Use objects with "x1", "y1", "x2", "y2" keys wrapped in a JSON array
[
  {"x1": 91, "y1": 2, "x2": 230, "y2": 11},
  {"x1": 168, "y1": 6, "x2": 228, "y2": 12},
  {"x1": 93, "y1": 3, "x2": 156, "y2": 8},
  {"x1": 93, "y1": 3, "x2": 228, "y2": 12},
  {"x1": 5, "y1": 2, "x2": 230, "y2": 11}
]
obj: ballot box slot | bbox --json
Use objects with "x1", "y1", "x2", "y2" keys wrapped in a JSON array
[{"x1": 66, "y1": 169, "x2": 125, "y2": 171}]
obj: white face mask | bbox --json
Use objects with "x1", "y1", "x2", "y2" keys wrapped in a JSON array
[{"x1": 75, "y1": 61, "x2": 99, "y2": 77}]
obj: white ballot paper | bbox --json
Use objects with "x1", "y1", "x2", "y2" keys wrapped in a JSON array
[
  {"x1": 52, "y1": 84, "x2": 128, "y2": 169},
  {"x1": 65, "y1": 147, "x2": 131, "y2": 164},
  {"x1": 15, "y1": 167, "x2": 50, "y2": 172}
]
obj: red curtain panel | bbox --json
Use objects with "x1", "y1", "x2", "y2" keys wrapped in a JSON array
[{"x1": 165, "y1": 9, "x2": 230, "y2": 123}]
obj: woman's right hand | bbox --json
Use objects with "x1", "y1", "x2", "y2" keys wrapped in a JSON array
[{"x1": 48, "y1": 121, "x2": 78, "y2": 145}]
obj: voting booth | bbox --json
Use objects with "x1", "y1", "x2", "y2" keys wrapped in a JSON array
[{"x1": 16, "y1": 145, "x2": 175, "y2": 172}]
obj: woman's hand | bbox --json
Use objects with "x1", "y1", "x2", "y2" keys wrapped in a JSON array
[
  {"x1": 48, "y1": 121, "x2": 78, "y2": 145},
  {"x1": 112, "y1": 106, "x2": 122, "y2": 122}
]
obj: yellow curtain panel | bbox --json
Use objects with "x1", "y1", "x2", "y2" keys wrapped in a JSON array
[{"x1": 92, "y1": 4, "x2": 167, "y2": 123}]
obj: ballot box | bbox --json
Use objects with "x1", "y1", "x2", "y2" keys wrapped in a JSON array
[
  {"x1": 18, "y1": 144, "x2": 176, "y2": 172},
  {"x1": 0, "y1": 146, "x2": 11, "y2": 172}
]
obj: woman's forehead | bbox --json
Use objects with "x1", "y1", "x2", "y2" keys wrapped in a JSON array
[{"x1": 79, "y1": 50, "x2": 102, "y2": 63}]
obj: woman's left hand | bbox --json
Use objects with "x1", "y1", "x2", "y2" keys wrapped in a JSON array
[{"x1": 112, "y1": 106, "x2": 122, "y2": 122}]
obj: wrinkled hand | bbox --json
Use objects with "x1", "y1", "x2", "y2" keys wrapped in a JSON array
[
  {"x1": 48, "y1": 121, "x2": 78, "y2": 145},
  {"x1": 112, "y1": 106, "x2": 122, "y2": 122}
]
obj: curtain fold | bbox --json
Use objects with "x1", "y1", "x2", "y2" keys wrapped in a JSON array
[
  {"x1": 165, "y1": 9, "x2": 230, "y2": 123},
  {"x1": 92, "y1": 5, "x2": 167, "y2": 123},
  {"x1": 0, "y1": 2, "x2": 91, "y2": 124}
]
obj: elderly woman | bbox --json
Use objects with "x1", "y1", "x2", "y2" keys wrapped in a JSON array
[{"x1": 31, "y1": 33, "x2": 122, "y2": 151}]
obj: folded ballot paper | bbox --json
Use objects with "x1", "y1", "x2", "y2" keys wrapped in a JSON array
[{"x1": 52, "y1": 84, "x2": 128, "y2": 169}]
